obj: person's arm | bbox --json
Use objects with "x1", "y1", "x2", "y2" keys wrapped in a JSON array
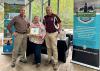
[
  {"x1": 26, "y1": 18, "x2": 31, "y2": 28},
  {"x1": 55, "y1": 15, "x2": 62, "y2": 33},
  {"x1": 7, "y1": 17, "x2": 16, "y2": 35},
  {"x1": 28, "y1": 24, "x2": 35, "y2": 36},
  {"x1": 43, "y1": 16, "x2": 46, "y2": 27},
  {"x1": 58, "y1": 22, "x2": 62, "y2": 33},
  {"x1": 27, "y1": 23, "x2": 30, "y2": 28},
  {"x1": 37, "y1": 24, "x2": 46, "y2": 39},
  {"x1": 7, "y1": 24, "x2": 12, "y2": 34},
  {"x1": 40, "y1": 24, "x2": 46, "y2": 39}
]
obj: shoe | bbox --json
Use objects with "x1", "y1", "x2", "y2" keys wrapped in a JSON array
[
  {"x1": 36, "y1": 63, "x2": 40, "y2": 68},
  {"x1": 53, "y1": 64, "x2": 58, "y2": 71},
  {"x1": 19, "y1": 60, "x2": 27, "y2": 63},
  {"x1": 11, "y1": 63, "x2": 15, "y2": 68},
  {"x1": 32, "y1": 61, "x2": 36, "y2": 65},
  {"x1": 45, "y1": 60, "x2": 52, "y2": 66}
]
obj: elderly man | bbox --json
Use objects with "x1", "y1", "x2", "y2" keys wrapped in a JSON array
[
  {"x1": 43, "y1": 6, "x2": 62, "y2": 70},
  {"x1": 7, "y1": 6, "x2": 30, "y2": 68}
]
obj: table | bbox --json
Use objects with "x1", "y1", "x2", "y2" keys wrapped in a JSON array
[{"x1": 27, "y1": 37, "x2": 69, "y2": 63}]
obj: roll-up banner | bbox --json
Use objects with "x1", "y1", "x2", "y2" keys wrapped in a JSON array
[
  {"x1": 3, "y1": 0, "x2": 27, "y2": 54},
  {"x1": 72, "y1": 0, "x2": 100, "y2": 70},
  {"x1": 0, "y1": 0, "x2": 4, "y2": 33}
]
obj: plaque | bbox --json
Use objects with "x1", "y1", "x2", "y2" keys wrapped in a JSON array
[{"x1": 30, "y1": 28, "x2": 39, "y2": 35}]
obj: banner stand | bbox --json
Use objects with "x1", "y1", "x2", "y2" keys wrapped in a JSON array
[
  {"x1": 2, "y1": 0, "x2": 28, "y2": 55},
  {"x1": 71, "y1": 60, "x2": 100, "y2": 70},
  {"x1": 72, "y1": 0, "x2": 100, "y2": 70},
  {"x1": 2, "y1": 52, "x2": 12, "y2": 55}
]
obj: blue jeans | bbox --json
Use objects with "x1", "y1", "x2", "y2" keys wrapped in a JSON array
[{"x1": 31, "y1": 42, "x2": 42, "y2": 64}]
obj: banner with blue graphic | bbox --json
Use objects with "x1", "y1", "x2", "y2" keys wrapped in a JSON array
[
  {"x1": 3, "y1": 1, "x2": 25, "y2": 54},
  {"x1": 72, "y1": 0, "x2": 100, "y2": 70},
  {"x1": 74, "y1": 14, "x2": 100, "y2": 49}
]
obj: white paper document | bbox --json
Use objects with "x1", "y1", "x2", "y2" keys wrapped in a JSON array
[{"x1": 30, "y1": 28, "x2": 39, "y2": 35}]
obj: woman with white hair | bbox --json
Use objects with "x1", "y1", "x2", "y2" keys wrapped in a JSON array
[{"x1": 29, "y1": 16, "x2": 46, "y2": 67}]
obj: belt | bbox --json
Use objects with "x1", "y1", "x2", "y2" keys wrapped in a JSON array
[
  {"x1": 47, "y1": 31, "x2": 58, "y2": 33},
  {"x1": 16, "y1": 31, "x2": 27, "y2": 34}
]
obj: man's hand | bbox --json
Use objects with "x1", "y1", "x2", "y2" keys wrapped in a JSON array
[
  {"x1": 13, "y1": 32, "x2": 18, "y2": 36},
  {"x1": 58, "y1": 28, "x2": 61, "y2": 34}
]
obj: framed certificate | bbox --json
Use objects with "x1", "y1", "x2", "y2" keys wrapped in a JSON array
[{"x1": 30, "y1": 28, "x2": 40, "y2": 35}]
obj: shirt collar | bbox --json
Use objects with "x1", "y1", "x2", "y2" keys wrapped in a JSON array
[
  {"x1": 19, "y1": 15, "x2": 26, "y2": 18},
  {"x1": 47, "y1": 13, "x2": 53, "y2": 17}
]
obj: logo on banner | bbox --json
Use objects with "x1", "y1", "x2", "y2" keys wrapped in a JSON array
[{"x1": 76, "y1": 3, "x2": 96, "y2": 24}]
